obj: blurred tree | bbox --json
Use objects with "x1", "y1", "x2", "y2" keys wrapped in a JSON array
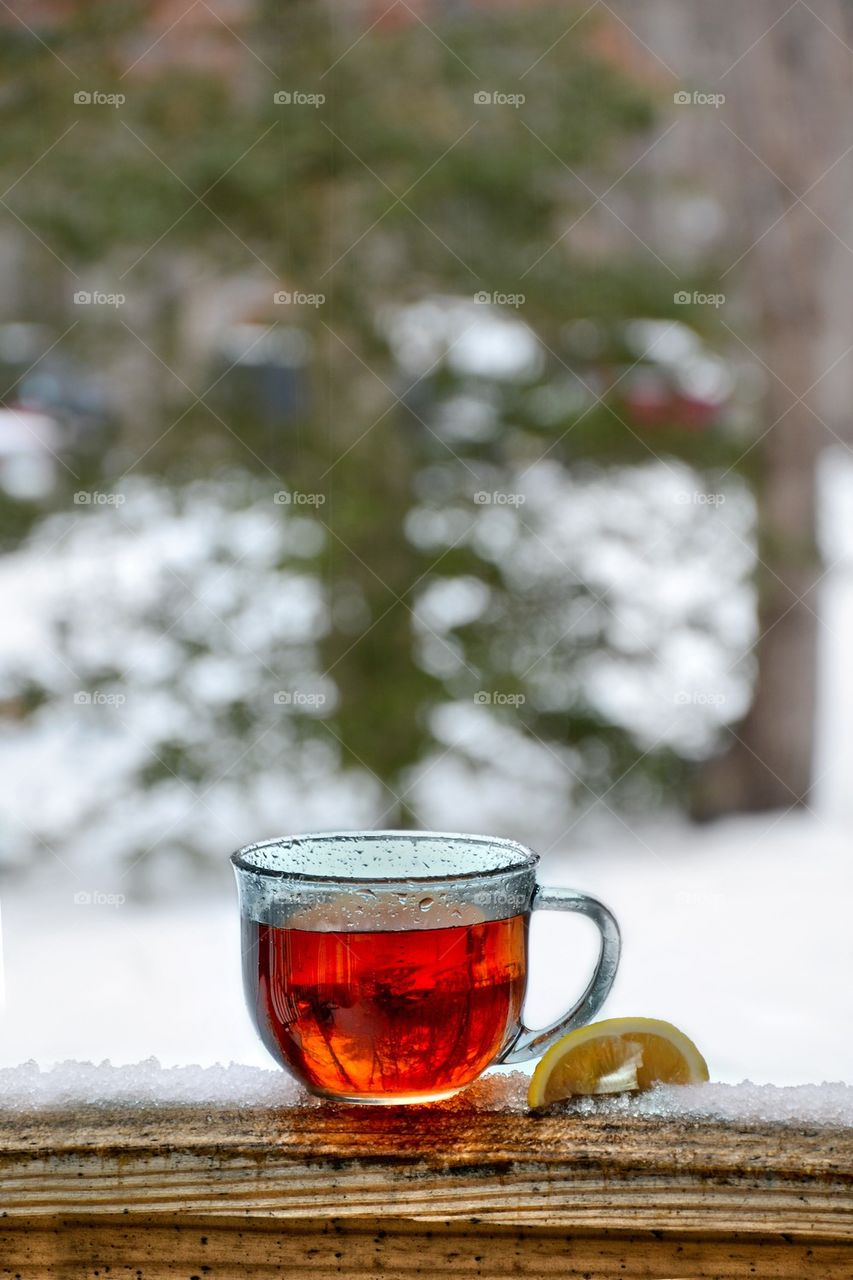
[
  {"x1": 620, "y1": 0, "x2": 852, "y2": 815},
  {"x1": 0, "y1": 0, "x2": 744, "y2": 828}
]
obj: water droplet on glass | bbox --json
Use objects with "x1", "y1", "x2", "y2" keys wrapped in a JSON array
[{"x1": 418, "y1": 896, "x2": 434, "y2": 913}]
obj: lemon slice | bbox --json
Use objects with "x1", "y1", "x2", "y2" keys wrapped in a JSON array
[{"x1": 528, "y1": 1017, "x2": 709, "y2": 1108}]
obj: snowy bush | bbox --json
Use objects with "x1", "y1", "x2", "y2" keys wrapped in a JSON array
[{"x1": 0, "y1": 476, "x2": 378, "y2": 890}]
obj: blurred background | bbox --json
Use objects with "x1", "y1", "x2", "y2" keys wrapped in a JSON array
[{"x1": 0, "y1": 0, "x2": 851, "y2": 1084}]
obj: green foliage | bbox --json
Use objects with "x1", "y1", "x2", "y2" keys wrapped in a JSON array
[{"x1": 0, "y1": 1, "x2": 743, "y2": 825}]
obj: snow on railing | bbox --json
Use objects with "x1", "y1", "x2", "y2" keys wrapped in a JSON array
[{"x1": 1, "y1": 1061, "x2": 851, "y2": 1279}]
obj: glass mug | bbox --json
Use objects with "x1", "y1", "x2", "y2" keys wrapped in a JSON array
[{"x1": 232, "y1": 831, "x2": 620, "y2": 1104}]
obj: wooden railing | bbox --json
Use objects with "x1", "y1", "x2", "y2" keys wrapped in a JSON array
[{"x1": 1, "y1": 1097, "x2": 851, "y2": 1277}]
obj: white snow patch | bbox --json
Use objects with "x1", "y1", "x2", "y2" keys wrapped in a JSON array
[
  {"x1": 0, "y1": 1058, "x2": 306, "y2": 1109},
  {"x1": 0, "y1": 1061, "x2": 849, "y2": 1126},
  {"x1": 583, "y1": 1080, "x2": 853, "y2": 1125}
]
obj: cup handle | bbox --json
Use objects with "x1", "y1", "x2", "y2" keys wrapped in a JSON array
[{"x1": 498, "y1": 885, "x2": 621, "y2": 1064}]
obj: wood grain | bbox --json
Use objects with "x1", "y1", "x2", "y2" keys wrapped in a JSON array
[
  {"x1": 1, "y1": 1103, "x2": 851, "y2": 1277},
  {"x1": 2, "y1": 1218, "x2": 853, "y2": 1279}
]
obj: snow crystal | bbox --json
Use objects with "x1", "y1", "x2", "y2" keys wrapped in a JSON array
[
  {"x1": 448, "y1": 1070, "x2": 531, "y2": 1113},
  {"x1": 554, "y1": 1080, "x2": 853, "y2": 1126},
  {"x1": 0, "y1": 1062, "x2": 850, "y2": 1125},
  {"x1": 458, "y1": 1075, "x2": 853, "y2": 1125},
  {"x1": 0, "y1": 1058, "x2": 308, "y2": 1110},
  {"x1": 0, "y1": 1060, "x2": 530, "y2": 1113}
]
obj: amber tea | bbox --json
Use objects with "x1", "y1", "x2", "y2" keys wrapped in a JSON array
[{"x1": 243, "y1": 914, "x2": 527, "y2": 1100}]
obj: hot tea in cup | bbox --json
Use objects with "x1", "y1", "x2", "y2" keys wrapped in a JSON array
[{"x1": 232, "y1": 831, "x2": 619, "y2": 1104}]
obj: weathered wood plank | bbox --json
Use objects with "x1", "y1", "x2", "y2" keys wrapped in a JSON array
[
  {"x1": 0, "y1": 1218, "x2": 851, "y2": 1279},
  {"x1": 0, "y1": 1104, "x2": 850, "y2": 1278}
]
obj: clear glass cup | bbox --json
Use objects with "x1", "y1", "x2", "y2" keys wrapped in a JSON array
[{"x1": 232, "y1": 830, "x2": 620, "y2": 1104}]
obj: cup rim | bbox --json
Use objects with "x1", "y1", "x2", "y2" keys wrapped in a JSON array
[{"x1": 230, "y1": 829, "x2": 539, "y2": 885}]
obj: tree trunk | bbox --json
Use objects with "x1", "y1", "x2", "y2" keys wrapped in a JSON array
[
  {"x1": 695, "y1": 319, "x2": 823, "y2": 815},
  {"x1": 619, "y1": 0, "x2": 853, "y2": 815}
]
